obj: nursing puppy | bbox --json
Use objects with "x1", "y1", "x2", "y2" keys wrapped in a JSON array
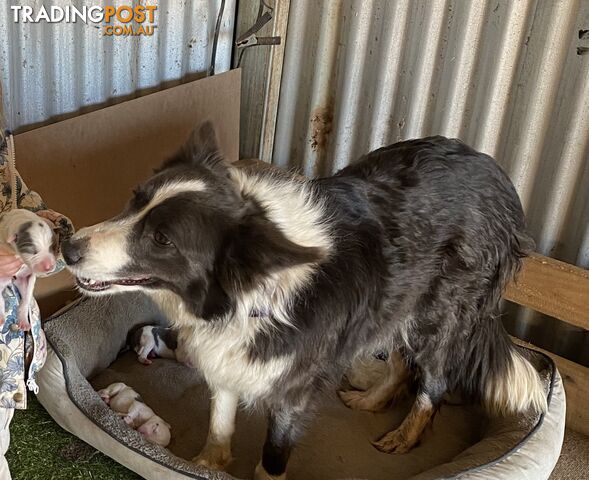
[
  {"x1": 0, "y1": 209, "x2": 56, "y2": 330},
  {"x1": 128, "y1": 324, "x2": 178, "y2": 365},
  {"x1": 63, "y1": 123, "x2": 546, "y2": 480}
]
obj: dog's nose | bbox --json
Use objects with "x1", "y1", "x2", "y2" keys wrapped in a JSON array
[{"x1": 61, "y1": 238, "x2": 88, "y2": 265}]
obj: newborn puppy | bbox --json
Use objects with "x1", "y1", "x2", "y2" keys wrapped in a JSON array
[
  {"x1": 137, "y1": 415, "x2": 172, "y2": 447},
  {"x1": 122, "y1": 398, "x2": 156, "y2": 428},
  {"x1": 128, "y1": 325, "x2": 178, "y2": 365},
  {"x1": 98, "y1": 382, "x2": 172, "y2": 447},
  {"x1": 98, "y1": 382, "x2": 139, "y2": 410},
  {"x1": 0, "y1": 209, "x2": 56, "y2": 330}
]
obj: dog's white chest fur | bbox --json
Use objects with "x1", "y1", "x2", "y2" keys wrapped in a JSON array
[{"x1": 153, "y1": 291, "x2": 293, "y2": 403}]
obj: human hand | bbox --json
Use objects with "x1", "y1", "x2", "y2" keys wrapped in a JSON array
[{"x1": 0, "y1": 244, "x2": 23, "y2": 277}]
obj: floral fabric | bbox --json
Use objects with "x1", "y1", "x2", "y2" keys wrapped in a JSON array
[{"x1": 0, "y1": 134, "x2": 74, "y2": 409}]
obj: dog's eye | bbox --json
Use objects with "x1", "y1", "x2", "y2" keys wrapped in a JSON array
[{"x1": 154, "y1": 231, "x2": 172, "y2": 246}]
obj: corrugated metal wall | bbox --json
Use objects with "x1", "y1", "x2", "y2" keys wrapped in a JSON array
[
  {"x1": 0, "y1": 0, "x2": 236, "y2": 132},
  {"x1": 273, "y1": 0, "x2": 589, "y2": 364}
]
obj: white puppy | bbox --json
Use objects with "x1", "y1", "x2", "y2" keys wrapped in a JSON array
[
  {"x1": 98, "y1": 382, "x2": 139, "y2": 411},
  {"x1": 0, "y1": 209, "x2": 56, "y2": 330},
  {"x1": 98, "y1": 382, "x2": 172, "y2": 447},
  {"x1": 137, "y1": 415, "x2": 172, "y2": 447}
]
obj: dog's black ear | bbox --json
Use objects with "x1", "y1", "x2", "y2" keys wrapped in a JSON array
[
  {"x1": 156, "y1": 121, "x2": 227, "y2": 173},
  {"x1": 184, "y1": 121, "x2": 221, "y2": 167},
  {"x1": 186, "y1": 274, "x2": 233, "y2": 321},
  {"x1": 221, "y1": 213, "x2": 326, "y2": 291}
]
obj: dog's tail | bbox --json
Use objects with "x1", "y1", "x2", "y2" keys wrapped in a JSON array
[
  {"x1": 459, "y1": 230, "x2": 546, "y2": 416},
  {"x1": 482, "y1": 337, "x2": 547, "y2": 415},
  {"x1": 483, "y1": 346, "x2": 547, "y2": 415},
  {"x1": 456, "y1": 313, "x2": 547, "y2": 416}
]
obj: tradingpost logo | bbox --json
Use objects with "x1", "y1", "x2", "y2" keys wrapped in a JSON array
[{"x1": 10, "y1": 4, "x2": 157, "y2": 37}]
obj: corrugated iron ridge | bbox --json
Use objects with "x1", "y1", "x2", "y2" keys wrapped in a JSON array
[
  {"x1": 0, "y1": 0, "x2": 236, "y2": 132},
  {"x1": 274, "y1": 0, "x2": 589, "y2": 269},
  {"x1": 272, "y1": 0, "x2": 589, "y2": 363}
]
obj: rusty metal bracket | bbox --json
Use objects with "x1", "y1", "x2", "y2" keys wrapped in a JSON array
[{"x1": 236, "y1": 10, "x2": 281, "y2": 50}]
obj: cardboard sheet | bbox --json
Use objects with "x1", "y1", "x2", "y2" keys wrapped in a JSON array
[{"x1": 14, "y1": 70, "x2": 241, "y2": 313}]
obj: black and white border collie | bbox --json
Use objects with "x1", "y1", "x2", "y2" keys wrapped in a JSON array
[{"x1": 62, "y1": 123, "x2": 546, "y2": 480}]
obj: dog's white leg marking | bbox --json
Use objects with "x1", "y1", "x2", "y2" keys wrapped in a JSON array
[
  {"x1": 193, "y1": 389, "x2": 238, "y2": 471},
  {"x1": 14, "y1": 274, "x2": 35, "y2": 331},
  {"x1": 254, "y1": 463, "x2": 287, "y2": 480},
  {"x1": 339, "y1": 351, "x2": 409, "y2": 411}
]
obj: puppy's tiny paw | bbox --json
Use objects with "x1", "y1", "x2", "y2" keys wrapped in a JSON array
[
  {"x1": 123, "y1": 416, "x2": 134, "y2": 426},
  {"x1": 178, "y1": 356, "x2": 195, "y2": 368},
  {"x1": 17, "y1": 319, "x2": 31, "y2": 331},
  {"x1": 338, "y1": 389, "x2": 382, "y2": 411},
  {"x1": 372, "y1": 429, "x2": 413, "y2": 454}
]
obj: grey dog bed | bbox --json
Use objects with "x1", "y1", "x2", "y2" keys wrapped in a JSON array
[{"x1": 37, "y1": 293, "x2": 565, "y2": 480}]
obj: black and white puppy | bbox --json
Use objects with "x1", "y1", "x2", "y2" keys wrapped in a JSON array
[
  {"x1": 127, "y1": 324, "x2": 178, "y2": 365},
  {"x1": 62, "y1": 123, "x2": 546, "y2": 480},
  {"x1": 0, "y1": 209, "x2": 56, "y2": 330}
]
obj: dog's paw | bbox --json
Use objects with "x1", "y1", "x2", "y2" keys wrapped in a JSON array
[
  {"x1": 192, "y1": 443, "x2": 232, "y2": 471},
  {"x1": 338, "y1": 389, "x2": 383, "y2": 412},
  {"x1": 372, "y1": 429, "x2": 414, "y2": 454},
  {"x1": 254, "y1": 463, "x2": 286, "y2": 480}
]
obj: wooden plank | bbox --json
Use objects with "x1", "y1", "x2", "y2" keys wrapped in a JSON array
[
  {"x1": 504, "y1": 252, "x2": 589, "y2": 330},
  {"x1": 234, "y1": 1, "x2": 275, "y2": 159},
  {"x1": 259, "y1": 0, "x2": 291, "y2": 163},
  {"x1": 16, "y1": 71, "x2": 241, "y2": 229},
  {"x1": 512, "y1": 337, "x2": 589, "y2": 436}
]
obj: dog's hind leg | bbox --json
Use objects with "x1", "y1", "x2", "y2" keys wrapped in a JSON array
[
  {"x1": 339, "y1": 351, "x2": 409, "y2": 412},
  {"x1": 373, "y1": 369, "x2": 445, "y2": 454}
]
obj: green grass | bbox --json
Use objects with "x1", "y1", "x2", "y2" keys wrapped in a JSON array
[{"x1": 6, "y1": 395, "x2": 140, "y2": 480}]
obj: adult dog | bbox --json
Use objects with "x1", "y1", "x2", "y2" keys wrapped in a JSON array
[{"x1": 62, "y1": 123, "x2": 546, "y2": 480}]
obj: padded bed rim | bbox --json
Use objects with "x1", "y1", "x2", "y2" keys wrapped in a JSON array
[
  {"x1": 41, "y1": 334, "x2": 217, "y2": 479},
  {"x1": 441, "y1": 352, "x2": 559, "y2": 479},
  {"x1": 39, "y1": 297, "x2": 563, "y2": 480},
  {"x1": 43, "y1": 297, "x2": 225, "y2": 480}
]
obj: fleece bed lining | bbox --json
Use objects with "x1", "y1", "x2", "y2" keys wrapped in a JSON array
[{"x1": 41, "y1": 293, "x2": 558, "y2": 480}]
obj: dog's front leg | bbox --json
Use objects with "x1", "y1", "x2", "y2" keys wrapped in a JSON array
[
  {"x1": 193, "y1": 388, "x2": 238, "y2": 471},
  {"x1": 255, "y1": 406, "x2": 308, "y2": 480}
]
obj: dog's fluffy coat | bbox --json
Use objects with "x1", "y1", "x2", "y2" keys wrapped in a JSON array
[{"x1": 63, "y1": 123, "x2": 545, "y2": 479}]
